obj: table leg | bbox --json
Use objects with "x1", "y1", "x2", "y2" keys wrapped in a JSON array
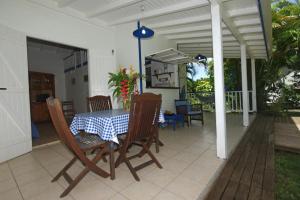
[{"x1": 109, "y1": 142, "x2": 115, "y2": 180}]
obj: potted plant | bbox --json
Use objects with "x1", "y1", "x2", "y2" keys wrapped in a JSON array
[{"x1": 108, "y1": 66, "x2": 139, "y2": 110}]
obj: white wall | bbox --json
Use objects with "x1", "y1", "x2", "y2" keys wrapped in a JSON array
[
  {"x1": 0, "y1": 0, "x2": 116, "y2": 98},
  {"x1": 0, "y1": 0, "x2": 179, "y2": 113},
  {"x1": 115, "y1": 23, "x2": 179, "y2": 112},
  {"x1": 27, "y1": 47, "x2": 66, "y2": 100},
  {"x1": 65, "y1": 66, "x2": 89, "y2": 113}
]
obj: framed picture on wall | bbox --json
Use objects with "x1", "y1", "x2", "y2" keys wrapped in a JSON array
[{"x1": 145, "y1": 58, "x2": 179, "y2": 89}]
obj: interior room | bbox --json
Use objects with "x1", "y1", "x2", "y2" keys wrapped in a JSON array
[{"x1": 27, "y1": 38, "x2": 89, "y2": 146}]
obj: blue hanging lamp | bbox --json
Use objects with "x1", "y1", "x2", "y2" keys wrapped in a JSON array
[
  {"x1": 133, "y1": 19, "x2": 155, "y2": 93},
  {"x1": 133, "y1": 25, "x2": 154, "y2": 38},
  {"x1": 195, "y1": 54, "x2": 207, "y2": 62}
]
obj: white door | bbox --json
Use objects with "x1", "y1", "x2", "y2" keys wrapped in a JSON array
[{"x1": 0, "y1": 24, "x2": 32, "y2": 162}]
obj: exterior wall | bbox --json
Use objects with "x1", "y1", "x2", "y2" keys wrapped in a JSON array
[
  {"x1": 27, "y1": 47, "x2": 66, "y2": 100},
  {"x1": 115, "y1": 22, "x2": 179, "y2": 112},
  {"x1": 0, "y1": 0, "x2": 116, "y2": 98},
  {"x1": 0, "y1": 0, "x2": 179, "y2": 113}
]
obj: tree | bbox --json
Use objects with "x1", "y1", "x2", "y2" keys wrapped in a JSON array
[{"x1": 256, "y1": 0, "x2": 300, "y2": 111}]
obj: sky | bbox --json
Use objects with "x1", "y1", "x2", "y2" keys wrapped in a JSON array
[
  {"x1": 188, "y1": 58, "x2": 213, "y2": 80},
  {"x1": 192, "y1": 63, "x2": 208, "y2": 80}
]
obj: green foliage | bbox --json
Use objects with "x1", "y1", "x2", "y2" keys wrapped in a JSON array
[
  {"x1": 194, "y1": 78, "x2": 213, "y2": 92},
  {"x1": 275, "y1": 150, "x2": 300, "y2": 200},
  {"x1": 108, "y1": 67, "x2": 139, "y2": 102},
  {"x1": 272, "y1": 0, "x2": 300, "y2": 70},
  {"x1": 205, "y1": 58, "x2": 241, "y2": 91},
  {"x1": 256, "y1": 0, "x2": 300, "y2": 111}
]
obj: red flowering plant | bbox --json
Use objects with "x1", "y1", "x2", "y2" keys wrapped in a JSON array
[{"x1": 108, "y1": 66, "x2": 139, "y2": 110}]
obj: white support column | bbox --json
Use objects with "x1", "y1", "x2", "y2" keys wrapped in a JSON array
[
  {"x1": 211, "y1": 0, "x2": 227, "y2": 159},
  {"x1": 251, "y1": 58, "x2": 257, "y2": 112},
  {"x1": 241, "y1": 43, "x2": 249, "y2": 126}
]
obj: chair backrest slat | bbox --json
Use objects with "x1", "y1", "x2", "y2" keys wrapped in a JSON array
[
  {"x1": 62, "y1": 100, "x2": 75, "y2": 117},
  {"x1": 87, "y1": 95, "x2": 112, "y2": 112},
  {"x1": 124, "y1": 93, "x2": 161, "y2": 149}
]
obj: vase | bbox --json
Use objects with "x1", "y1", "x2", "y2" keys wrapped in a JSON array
[{"x1": 123, "y1": 100, "x2": 130, "y2": 111}]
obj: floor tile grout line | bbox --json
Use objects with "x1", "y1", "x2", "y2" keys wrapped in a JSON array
[
  {"x1": 7, "y1": 162, "x2": 25, "y2": 200},
  {"x1": 30, "y1": 147, "x2": 77, "y2": 200},
  {"x1": 150, "y1": 145, "x2": 213, "y2": 200}
]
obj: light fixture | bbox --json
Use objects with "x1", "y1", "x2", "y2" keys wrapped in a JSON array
[
  {"x1": 195, "y1": 54, "x2": 207, "y2": 62},
  {"x1": 132, "y1": 4, "x2": 155, "y2": 93},
  {"x1": 133, "y1": 25, "x2": 154, "y2": 38}
]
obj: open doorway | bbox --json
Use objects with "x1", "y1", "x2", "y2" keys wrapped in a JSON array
[{"x1": 27, "y1": 37, "x2": 89, "y2": 146}]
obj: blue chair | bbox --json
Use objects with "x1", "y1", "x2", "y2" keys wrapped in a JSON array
[
  {"x1": 164, "y1": 113, "x2": 184, "y2": 131},
  {"x1": 175, "y1": 100, "x2": 204, "y2": 126}
]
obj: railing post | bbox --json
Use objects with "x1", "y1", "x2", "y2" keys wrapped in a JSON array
[
  {"x1": 211, "y1": 0, "x2": 227, "y2": 159},
  {"x1": 241, "y1": 43, "x2": 249, "y2": 126},
  {"x1": 251, "y1": 58, "x2": 257, "y2": 112}
]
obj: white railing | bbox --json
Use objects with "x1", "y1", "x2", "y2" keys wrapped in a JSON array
[{"x1": 186, "y1": 91, "x2": 254, "y2": 113}]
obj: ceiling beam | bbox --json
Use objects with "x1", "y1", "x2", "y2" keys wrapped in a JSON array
[
  {"x1": 175, "y1": 36, "x2": 236, "y2": 44},
  {"x1": 249, "y1": 46, "x2": 266, "y2": 50},
  {"x1": 57, "y1": 0, "x2": 77, "y2": 8},
  {"x1": 167, "y1": 31, "x2": 211, "y2": 40},
  {"x1": 178, "y1": 41, "x2": 239, "y2": 47},
  {"x1": 179, "y1": 46, "x2": 240, "y2": 51},
  {"x1": 86, "y1": 0, "x2": 143, "y2": 18},
  {"x1": 228, "y1": 6, "x2": 258, "y2": 17},
  {"x1": 148, "y1": 15, "x2": 211, "y2": 29},
  {"x1": 157, "y1": 25, "x2": 227, "y2": 35},
  {"x1": 234, "y1": 18, "x2": 261, "y2": 27},
  {"x1": 211, "y1": 0, "x2": 254, "y2": 57},
  {"x1": 239, "y1": 26, "x2": 262, "y2": 34},
  {"x1": 243, "y1": 34, "x2": 264, "y2": 40},
  {"x1": 166, "y1": 29, "x2": 231, "y2": 39},
  {"x1": 109, "y1": 0, "x2": 209, "y2": 25},
  {"x1": 157, "y1": 24, "x2": 212, "y2": 35},
  {"x1": 247, "y1": 40, "x2": 265, "y2": 45}
]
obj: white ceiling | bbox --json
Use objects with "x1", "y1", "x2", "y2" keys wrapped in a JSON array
[{"x1": 28, "y1": 0, "x2": 271, "y2": 59}]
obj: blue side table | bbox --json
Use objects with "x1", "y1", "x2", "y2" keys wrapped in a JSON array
[{"x1": 164, "y1": 114, "x2": 184, "y2": 131}]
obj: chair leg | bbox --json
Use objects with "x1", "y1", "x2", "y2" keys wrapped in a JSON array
[
  {"x1": 144, "y1": 144, "x2": 162, "y2": 169},
  {"x1": 124, "y1": 158, "x2": 140, "y2": 181},
  {"x1": 88, "y1": 149, "x2": 110, "y2": 178},
  {"x1": 52, "y1": 156, "x2": 77, "y2": 182},
  {"x1": 102, "y1": 156, "x2": 108, "y2": 163},
  {"x1": 109, "y1": 142, "x2": 115, "y2": 180},
  {"x1": 155, "y1": 129, "x2": 159, "y2": 153},
  {"x1": 60, "y1": 167, "x2": 90, "y2": 197}
]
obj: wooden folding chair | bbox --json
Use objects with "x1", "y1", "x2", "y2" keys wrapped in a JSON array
[
  {"x1": 115, "y1": 93, "x2": 163, "y2": 181},
  {"x1": 86, "y1": 95, "x2": 112, "y2": 160},
  {"x1": 62, "y1": 100, "x2": 75, "y2": 125},
  {"x1": 87, "y1": 95, "x2": 112, "y2": 112},
  {"x1": 46, "y1": 97, "x2": 110, "y2": 198}
]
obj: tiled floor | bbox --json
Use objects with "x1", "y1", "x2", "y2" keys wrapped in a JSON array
[{"x1": 0, "y1": 113, "x2": 255, "y2": 200}]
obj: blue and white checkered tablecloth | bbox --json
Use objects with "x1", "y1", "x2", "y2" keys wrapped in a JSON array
[{"x1": 70, "y1": 109, "x2": 164, "y2": 143}]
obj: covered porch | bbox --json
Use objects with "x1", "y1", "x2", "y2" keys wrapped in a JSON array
[
  {"x1": 0, "y1": 0, "x2": 272, "y2": 199},
  {"x1": 1, "y1": 113, "x2": 255, "y2": 200}
]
